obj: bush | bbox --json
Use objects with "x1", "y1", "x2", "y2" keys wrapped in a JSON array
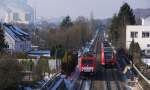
[
  {"x1": 0, "y1": 56, "x2": 23, "y2": 90},
  {"x1": 61, "y1": 51, "x2": 78, "y2": 76},
  {"x1": 33, "y1": 59, "x2": 49, "y2": 81},
  {"x1": 128, "y1": 39, "x2": 141, "y2": 64}
]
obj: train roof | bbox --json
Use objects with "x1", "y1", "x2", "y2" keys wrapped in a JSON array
[
  {"x1": 103, "y1": 41, "x2": 111, "y2": 47},
  {"x1": 81, "y1": 52, "x2": 96, "y2": 58},
  {"x1": 80, "y1": 56, "x2": 96, "y2": 60}
]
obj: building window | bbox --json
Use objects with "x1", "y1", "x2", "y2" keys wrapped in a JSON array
[
  {"x1": 130, "y1": 32, "x2": 138, "y2": 38},
  {"x1": 147, "y1": 44, "x2": 150, "y2": 47},
  {"x1": 142, "y1": 32, "x2": 150, "y2": 38},
  {"x1": 13, "y1": 13, "x2": 20, "y2": 21},
  {"x1": 147, "y1": 50, "x2": 150, "y2": 53}
]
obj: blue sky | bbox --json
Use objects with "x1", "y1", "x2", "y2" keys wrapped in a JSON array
[{"x1": 28, "y1": 0, "x2": 150, "y2": 19}]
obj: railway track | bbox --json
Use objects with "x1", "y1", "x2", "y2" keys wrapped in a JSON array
[
  {"x1": 78, "y1": 30, "x2": 126, "y2": 90},
  {"x1": 105, "y1": 69, "x2": 111, "y2": 90},
  {"x1": 80, "y1": 80, "x2": 92, "y2": 90},
  {"x1": 111, "y1": 69, "x2": 121, "y2": 90},
  {"x1": 105, "y1": 69, "x2": 123, "y2": 90}
]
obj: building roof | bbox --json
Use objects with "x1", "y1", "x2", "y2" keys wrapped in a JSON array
[
  {"x1": 3, "y1": 23, "x2": 30, "y2": 41},
  {"x1": 28, "y1": 50, "x2": 51, "y2": 57},
  {"x1": 144, "y1": 15, "x2": 150, "y2": 19}
]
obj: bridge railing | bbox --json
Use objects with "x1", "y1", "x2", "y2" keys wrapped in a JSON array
[
  {"x1": 102, "y1": 39, "x2": 150, "y2": 90},
  {"x1": 133, "y1": 64, "x2": 150, "y2": 90}
]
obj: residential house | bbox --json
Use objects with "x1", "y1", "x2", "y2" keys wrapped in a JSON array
[{"x1": 3, "y1": 23, "x2": 31, "y2": 52}]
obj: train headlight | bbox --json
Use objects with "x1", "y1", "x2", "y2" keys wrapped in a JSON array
[{"x1": 81, "y1": 67, "x2": 83, "y2": 71}]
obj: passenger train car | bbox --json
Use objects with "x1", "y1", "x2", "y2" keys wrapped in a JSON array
[{"x1": 101, "y1": 41, "x2": 116, "y2": 68}]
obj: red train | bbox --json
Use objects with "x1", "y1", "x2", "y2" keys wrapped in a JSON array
[
  {"x1": 79, "y1": 53, "x2": 96, "y2": 75},
  {"x1": 101, "y1": 41, "x2": 116, "y2": 67}
]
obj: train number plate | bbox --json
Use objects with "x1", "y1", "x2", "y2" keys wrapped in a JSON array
[{"x1": 83, "y1": 67, "x2": 92, "y2": 72}]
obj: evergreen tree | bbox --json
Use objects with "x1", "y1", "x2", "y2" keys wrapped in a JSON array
[
  {"x1": 133, "y1": 42, "x2": 141, "y2": 64},
  {"x1": 118, "y1": 3, "x2": 135, "y2": 48},
  {"x1": 109, "y1": 3, "x2": 135, "y2": 49},
  {"x1": 118, "y1": 3, "x2": 135, "y2": 25},
  {"x1": 109, "y1": 14, "x2": 119, "y2": 46},
  {"x1": 0, "y1": 24, "x2": 7, "y2": 53},
  {"x1": 128, "y1": 39, "x2": 135, "y2": 56},
  {"x1": 61, "y1": 16, "x2": 73, "y2": 28},
  {"x1": 128, "y1": 39, "x2": 141, "y2": 64},
  {"x1": 51, "y1": 46, "x2": 56, "y2": 58}
]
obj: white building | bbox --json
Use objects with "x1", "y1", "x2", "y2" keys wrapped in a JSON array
[
  {"x1": 126, "y1": 16, "x2": 150, "y2": 51},
  {"x1": 0, "y1": 0, "x2": 33, "y2": 24},
  {"x1": 141, "y1": 16, "x2": 150, "y2": 26},
  {"x1": 3, "y1": 23, "x2": 31, "y2": 52}
]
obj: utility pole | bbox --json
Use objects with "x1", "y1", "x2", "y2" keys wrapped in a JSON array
[
  {"x1": 90, "y1": 11, "x2": 94, "y2": 31},
  {"x1": 55, "y1": 46, "x2": 58, "y2": 71},
  {"x1": 32, "y1": 0, "x2": 38, "y2": 46},
  {"x1": 66, "y1": 35, "x2": 69, "y2": 74}
]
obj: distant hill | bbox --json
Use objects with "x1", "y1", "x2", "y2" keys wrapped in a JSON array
[
  {"x1": 96, "y1": 8, "x2": 150, "y2": 28},
  {"x1": 48, "y1": 17, "x2": 65, "y2": 24},
  {"x1": 133, "y1": 8, "x2": 150, "y2": 24},
  {"x1": 133, "y1": 8, "x2": 150, "y2": 18}
]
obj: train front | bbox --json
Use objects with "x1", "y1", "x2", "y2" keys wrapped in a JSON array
[{"x1": 79, "y1": 55, "x2": 96, "y2": 75}]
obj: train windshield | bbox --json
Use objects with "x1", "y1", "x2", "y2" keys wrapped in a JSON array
[
  {"x1": 104, "y1": 48, "x2": 112, "y2": 52},
  {"x1": 82, "y1": 59, "x2": 93, "y2": 65},
  {"x1": 104, "y1": 52, "x2": 112, "y2": 60}
]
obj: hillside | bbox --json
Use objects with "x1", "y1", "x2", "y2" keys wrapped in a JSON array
[{"x1": 134, "y1": 8, "x2": 150, "y2": 18}]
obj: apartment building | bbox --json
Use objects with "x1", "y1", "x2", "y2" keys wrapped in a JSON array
[{"x1": 126, "y1": 16, "x2": 150, "y2": 53}]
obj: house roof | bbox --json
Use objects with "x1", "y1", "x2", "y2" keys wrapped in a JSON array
[{"x1": 3, "y1": 23, "x2": 30, "y2": 41}]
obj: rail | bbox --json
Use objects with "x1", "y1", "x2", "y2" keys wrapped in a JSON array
[
  {"x1": 80, "y1": 80, "x2": 92, "y2": 90},
  {"x1": 90, "y1": 80, "x2": 93, "y2": 90},
  {"x1": 39, "y1": 72, "x2": 61, "y2": 90},
  {"x1": 112, "y1": 69, "x2": 121, "y2": 90},
  {"x1": 105, "y1": 69, "x2": 111, "y2": 90},
  {"x1": 106, "y1": 81, "x2": 111, "y2": 90},
  {"x1": 79, "y1": 80, "x2": 84, "y2": 90}
]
